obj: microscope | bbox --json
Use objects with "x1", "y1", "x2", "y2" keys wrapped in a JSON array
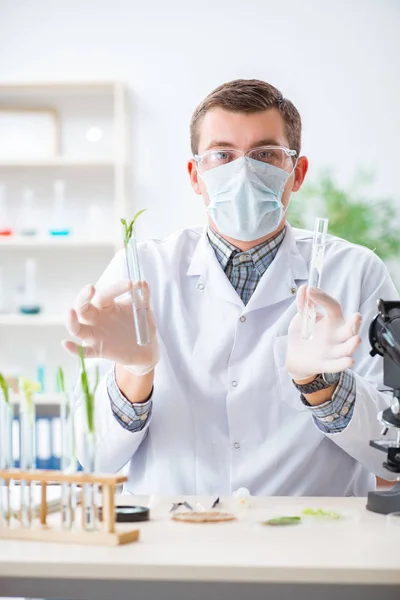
[{"x1": 367, "y1": 299, "x2": 400, "y2": 514}]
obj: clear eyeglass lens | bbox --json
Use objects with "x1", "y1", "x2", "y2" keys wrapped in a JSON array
[
  {"x1": 247, "y1": 147, "x2": 293, "y2": 170},
  {"x1": 199, "y1": 149, "x2": 242, "y2": 171},
  {"x1": 198, "y1": 147, "x2": 295, "y2": 173}
]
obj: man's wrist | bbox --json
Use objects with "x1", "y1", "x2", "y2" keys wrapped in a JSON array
[
  {"x1": 115, "y1": 364, "x2": 155, "y2": 404},
  {"x1": 292, "y1": 373, "x2": 341, "y2": 406}
]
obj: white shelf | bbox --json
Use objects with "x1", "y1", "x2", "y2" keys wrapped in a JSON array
[
  {"x1": 0, "y1": 157, "x2": 116, "y2": 168},
  {"x1": 13, "y1": 393, "x2": 63, "y2": 406},
  {"x1": 0, "y1": 81, "x2": 119, "y2": 91},
  {"x1": 0, "y1": 236, "x2": 115, "y2": 248},
  {"x1": 0, "y1": 314, "x2": 65, "y2": 326}
]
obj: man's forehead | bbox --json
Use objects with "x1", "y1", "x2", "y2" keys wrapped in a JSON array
[{"x1": 198, "y1": 107, "x2": 288, "y2": 153}]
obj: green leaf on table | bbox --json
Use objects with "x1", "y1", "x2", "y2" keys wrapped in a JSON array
[
  {"x1": 262, "y1": 516, "x2": 302, "y2": 526},
  {"x1": 302, "y1": 507, "x2": 342, "y2": 520}
]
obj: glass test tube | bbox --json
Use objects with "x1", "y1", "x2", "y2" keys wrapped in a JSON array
[
  {"x1": 0, "y1": 387, "x2": 13, "y2": 527},
  {"x1": 60, "y1": 392, "x2": 77, "y2": 530},
  {"x1": 19, "y1": 393, "x2": 36, "y2": 528},
  {"x1": 83, "y1": 429, "x2": 97, "y2": 531},
  {"x1": 125, "y1": 228, "x2": 150, "y2": 346},
  {"x1": 301, "y1": 218, "x2": 329, "y2": 340}
]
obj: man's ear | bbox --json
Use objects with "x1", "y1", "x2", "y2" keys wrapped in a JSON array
[
  {"x1": 188, "y1": 160, "x2": 202, "y2": 195},
  {"x1": 292, "y1": 156, "x2": 309, "y2": 192}
]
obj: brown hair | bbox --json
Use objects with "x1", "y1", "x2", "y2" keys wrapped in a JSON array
[{"x1": 190, "y1": 79, "x2": 302, "y2": 157}]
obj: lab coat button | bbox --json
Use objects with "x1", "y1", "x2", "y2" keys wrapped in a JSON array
[
  {"x1": 233, "y1": 442, "x2": 241, "y2": 449},
  {"x1": 232, "y1": 380, "x2": 238, "y2": 387},
  {"x1": 239, "y1": 316, "x2": 246, "y2": 323},
  {"x1": 290, "y1": 287, "x2": 297, "y2": 295},
  {"x1": 197, "y1": 283, "x2": 205, "y2": 291}
]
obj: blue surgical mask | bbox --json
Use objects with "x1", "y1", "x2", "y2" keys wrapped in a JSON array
[{"x1": 199, "y1": 157, "x2": 291, "y2": 242}]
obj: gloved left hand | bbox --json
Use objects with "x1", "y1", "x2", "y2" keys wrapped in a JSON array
[
  {"x1": 63, "y1": 279, "x2": 159, "y2": 376},
  {"x1": 286, "y1": 285, "x2": 362, "y2": 382}
]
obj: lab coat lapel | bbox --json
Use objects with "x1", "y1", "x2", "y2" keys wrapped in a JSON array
[
  {"x1": 187, "y1": 228, "x2": 243, "y2": 307},
  {"x1": 244, "y1": 224, "x2": 309, "y2": 313}
]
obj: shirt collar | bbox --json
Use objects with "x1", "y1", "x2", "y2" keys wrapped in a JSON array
[{"x1": 207, "y1": 226, "x2": 286, "y2": 277}]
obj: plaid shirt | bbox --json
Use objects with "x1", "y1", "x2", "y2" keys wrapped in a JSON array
[{"x1": 108, "y1": 227, "x2": 355, "y2": 433}]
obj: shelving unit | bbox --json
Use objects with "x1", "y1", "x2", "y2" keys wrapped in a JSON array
[
  {"x1": 0, "y1": 81, "x2": 130, "y2": 397},
  {"x1": 0, "y1": 158, "x2": 116, "y2": 168},
  {"x1": 0, "y1": 236, "x2": 115, "y2": 248},
  {"x1": 0, "y1": 314, "x2": 65, "y2": 326}
]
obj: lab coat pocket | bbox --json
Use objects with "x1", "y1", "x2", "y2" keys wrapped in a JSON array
[{"x1": 273, "y1": 335, "x2": 308, "y2": 412}]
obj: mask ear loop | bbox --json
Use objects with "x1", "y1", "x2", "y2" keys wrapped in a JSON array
[{"x1": 283, "y1": 157, "x2": 300, "y2": 217}]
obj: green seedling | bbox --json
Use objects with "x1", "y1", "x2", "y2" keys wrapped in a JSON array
[
  {"x1": 121, "y1": 210, "x2": 146, "y2": 248},
  {"x1": 19, "y1": 377, "x2": 41, "y2": 421},
  {"x1": 78, "y1": 346, "x2": 99, "y2": 435},
  {"x1": 0, "y1": 372, "x2": 10, "y2": 404},
  {"x1": 57, "y1": 366, "x2": 65, "y2": 393}
]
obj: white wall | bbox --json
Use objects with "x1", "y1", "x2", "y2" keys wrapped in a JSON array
[
  {"x1": 0, "y1": 0, "x2": 399, "y2": 241},
  {"x1": 0, "y1": 0, "x2": 399, "y2": 387}
]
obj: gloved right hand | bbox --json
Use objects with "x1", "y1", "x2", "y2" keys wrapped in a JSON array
[{"x1": 63, "y1": 280, "x2": 159, "y2": 376}]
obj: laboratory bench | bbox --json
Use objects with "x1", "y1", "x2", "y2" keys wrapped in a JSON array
[{"x1": 0, "y1": 494, "x2": 399, "y2": 600}]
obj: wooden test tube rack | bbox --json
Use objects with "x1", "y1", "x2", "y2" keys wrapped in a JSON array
[{"x1": 0, "y1": 469, "x2": 140, "y2": 546}]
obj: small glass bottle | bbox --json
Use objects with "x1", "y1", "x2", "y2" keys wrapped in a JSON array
[
  {"x1": 0, "y1": 183, "x2": 13, "y2": 236},
  {"x1": 18, "y1": 258, "x2": 41, "y2": 315},
  {"x1": 19, "y1": 188, "x2": 38, "y2": 236},
  {"x1": 49, "y1": 180, "x2": 71, "y2": 236}
]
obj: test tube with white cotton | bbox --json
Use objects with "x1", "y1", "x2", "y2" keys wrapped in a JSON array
[
  {"x1": 301, "y1": 218, "x2": 329, "y2": 340},
  {"x1": 0, "y1": 374, "x2": 13, "y2": 527},
  {"x1": 122, "y1": 212, "x2": 150, "y2": 347}
]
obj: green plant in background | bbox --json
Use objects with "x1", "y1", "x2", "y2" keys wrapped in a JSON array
[
  {"x1": 0, "y1": 372, "x2": 10, "y2": 404},
  {"x1": 288, "y1": 170, "x2": 400, "y2": 261},
  {"x1": 120, "y1": 209, "x2": 146, "y2": 248},
  {"x1": 78, "y1": 346, "x2": 99, "y2": 435}
]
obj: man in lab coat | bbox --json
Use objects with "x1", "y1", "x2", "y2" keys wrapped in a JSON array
[{"x1": 65, "y1": 79, "x2": 398, "y2": 497}]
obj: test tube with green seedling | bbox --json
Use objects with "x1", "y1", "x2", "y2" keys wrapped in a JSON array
[
  {"x1": 19, "y1": 377, "x2": 40, "y2": 528},
  {"x1": 78, "y1": 347, "x2": 100, "y2": 531},
  {"x1": 57, "y1": 367, "x2": 77, "y2": 530},
  {"x1": 121, "y1": 210, "x2": 150, "y2": 346},
  {"x1": 0, "y1": 373, "x2": 13, "y2": 526}
]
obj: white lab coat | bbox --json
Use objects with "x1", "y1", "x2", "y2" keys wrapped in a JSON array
[{"x1": 74, "y1": 224, "x2": 399, "y2": 497}]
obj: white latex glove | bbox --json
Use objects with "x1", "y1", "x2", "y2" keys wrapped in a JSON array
[
  {"x1": 63, "y1": 280, "x2": 159, "y2": 376},
  {"x1": 286, "y1": 285, "x2": 362, "y2": 381}
]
